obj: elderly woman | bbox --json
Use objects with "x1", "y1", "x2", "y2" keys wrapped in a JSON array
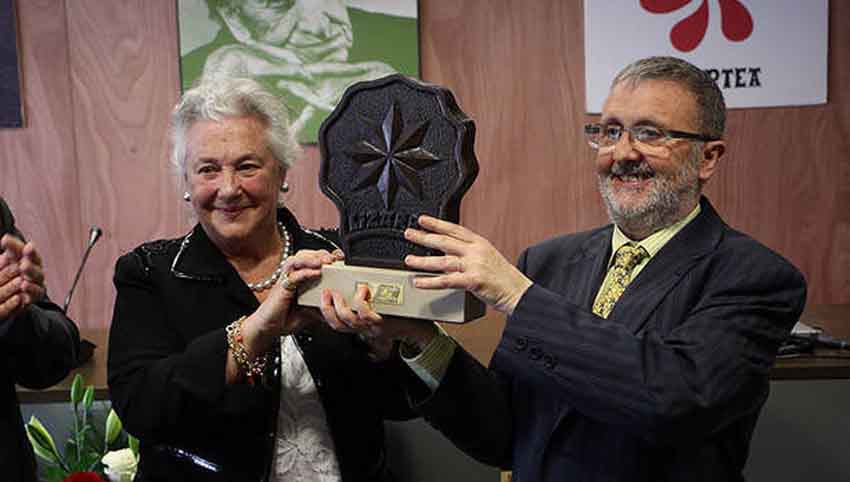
[{"x1": 107, "y1": 77, "x2": 417, "y2": 481}]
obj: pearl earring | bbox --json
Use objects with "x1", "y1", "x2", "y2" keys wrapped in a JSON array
[
  {"x1": 183, "y1": 192, "x2": 191, "y2": 202},
  {"x1": 281, "y1": 182, "x2": 290, "y2": 193}
]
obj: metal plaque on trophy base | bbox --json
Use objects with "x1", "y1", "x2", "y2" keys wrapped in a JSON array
[{"x1": 297, "y1": 74, "x2": 484, "y2": 323}]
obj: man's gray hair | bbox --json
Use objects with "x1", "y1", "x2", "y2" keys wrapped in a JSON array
[
  {"x1": 170, "y1": 76, "x2": 300, "y2": 189},
  {"x1": 611, "y1": 56, "x2": 725, "y2": 139}
]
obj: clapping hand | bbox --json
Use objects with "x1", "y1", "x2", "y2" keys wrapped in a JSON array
[{"x1": 0, "y1": 234, "x2": 46, "y2": 320}]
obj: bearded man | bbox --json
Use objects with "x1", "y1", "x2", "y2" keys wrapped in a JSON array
[{"x1": 320, "y1": 56, "x2": 807, "y2": 482}]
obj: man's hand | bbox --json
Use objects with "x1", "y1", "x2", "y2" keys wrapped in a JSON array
[
  {"x1": 404, "y1": 215, "x2": 533, "y2": 315},
  {"x1": 0, "y1": 234, "x2": 46, "y2": 320}
]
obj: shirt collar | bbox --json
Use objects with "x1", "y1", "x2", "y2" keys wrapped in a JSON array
[{"x1": 610, "y1": 203, "x2": 702, "y2": 264}]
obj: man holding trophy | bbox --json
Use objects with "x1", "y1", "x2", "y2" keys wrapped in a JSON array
[{"x1": 317, "y1": 56, "x2": 806, "y2": 482}]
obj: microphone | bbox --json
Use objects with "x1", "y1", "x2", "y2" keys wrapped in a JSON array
[
  {"x1": 787, "y1": 331, "x2": 850, "y2": 352},
  {"x1": 811, "y1": 332, "x2": 850, "y2": 350},
  {"x1": 63, "y1": 226, "x2": 103, "y2": 313}
]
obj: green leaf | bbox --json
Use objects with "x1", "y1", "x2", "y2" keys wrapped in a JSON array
[
  {"x1": 41, "y1": 464, "x2": 67, "y2": 482},
  {"x1": 82, "y1": 385, "x2": 95, "y2": 410},
  {"x1": 105, "y1": 409, "x2": 124, "y2": 446},
  {"x1": 128, "y1": 434, "x2": 140, "y2": 458},
  {"x1": 78, "y1": 450, "x2": 102, "y2": 472},
  {"x1": 25, "y1": 416, "x2": 61, "y2": 465},
  {"x1": 70, "y1": 373, "x2": 84, "y2": 406}
]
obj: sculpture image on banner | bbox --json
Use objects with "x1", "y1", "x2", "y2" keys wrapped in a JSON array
[{"x1": 178, "y1": 0, "x2": 419, "y2": 143}]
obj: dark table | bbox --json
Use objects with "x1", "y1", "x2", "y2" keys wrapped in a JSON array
[
  {"x1": 772, "y1": 304, "x2": 850, "y2": 380},
  {"x1": 17, "y1": 328, "x2": 110, "y2": 403},
  {"x1": 17, "y1": 305, "x2": 850, "y2": 403}
]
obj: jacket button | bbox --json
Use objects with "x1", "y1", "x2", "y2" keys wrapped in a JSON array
[
  {"x1": 543, "y1": 354, "x2": 557, "y2": 369},
  {"x1": 514, "y1": 337, "x2": 528, "y2": 352},
  {"x1": 529, "y1": 347, "x2": 542, "y2": 361}
]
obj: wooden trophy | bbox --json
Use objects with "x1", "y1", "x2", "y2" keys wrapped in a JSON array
[{"x1": 298, "y1": 74, "x2": 484, "y2": 323}]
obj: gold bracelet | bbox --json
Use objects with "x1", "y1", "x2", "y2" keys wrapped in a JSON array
[{"x1": 225, "y1": 315, "x2": 267, "y2": 385}]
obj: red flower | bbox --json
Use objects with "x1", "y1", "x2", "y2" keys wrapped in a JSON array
[
  {"x1": 62, "y1": 472, "x2": 105, "y2": 482},
  {"x1": 641, "y1": 0, "x2": 753, "y2": 52}
]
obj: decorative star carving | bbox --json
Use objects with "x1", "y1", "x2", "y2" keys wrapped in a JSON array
[{"x1": 347, "y1": 103, "x2": 440, "y2": 209}]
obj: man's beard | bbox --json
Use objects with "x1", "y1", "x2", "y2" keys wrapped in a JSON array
[{"x1": 597, "y1": 147, "x2": 702, "y2": 238}]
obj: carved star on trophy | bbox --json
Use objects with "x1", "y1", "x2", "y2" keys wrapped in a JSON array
[{"x1": 298, "y1": 74, "x2": 485, "y2": 323}]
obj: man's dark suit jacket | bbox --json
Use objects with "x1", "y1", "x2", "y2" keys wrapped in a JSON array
[
  {"x1": 418, "y1": 197, "x2": 806, "y2": 482},
  {"x1": 108, "y1": 207, "x2": 418, "y2": 482},
  {"x1": 0, "y1": 197, "x2": 80, "y2": 482}
]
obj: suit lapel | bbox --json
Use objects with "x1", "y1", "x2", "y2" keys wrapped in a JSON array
[
  {"x1": 608, "y1": 197, "x2": 726, "y2": 334},
  {"x1": 566, "y1": 227, "x2": 614, "y2": 310},
  {"x1": 549, "y1": 198, "x2": 727, "y2": 451},
  {"x1": 171, "y1": 224, "x2": 259, "y2": 312},
  {"x1": 170, "y1": 208, "x2": 311, "y2": 313}
]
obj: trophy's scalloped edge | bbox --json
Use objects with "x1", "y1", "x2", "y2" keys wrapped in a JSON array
[
  {"x1": 317, "y1": 74, "x2": 480, "y2": 255},
  {"x1": 428, "y1": 83, "x2": 479, "y2": 224}
]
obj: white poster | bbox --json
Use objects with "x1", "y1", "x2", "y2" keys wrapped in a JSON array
[{"x1": 584, "y1": 0, "x2": 828, "y2": 112}]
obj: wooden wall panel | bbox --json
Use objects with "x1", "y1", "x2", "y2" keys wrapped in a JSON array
[
  {"x1": 64, "y1": 0, "x2": 187, "y2": 329},
  {"x1": 1, "y1": 0, "x2": 848, "y2": 363},
  {"x1": 0, "y1": 0, "x2": 83, "y2": 319},
  {"x1": 284, "y1": 146, "x2": 338, "y2": 231},
  {"x1": 704, "y1": 2, "x2": 850, "y2": 305},
  {"x1": 420, "y1": 1, "x2": 606, "y2": 254},
  {"x1": 415, "y1": 0, "x2": 605, "y2": 360}
]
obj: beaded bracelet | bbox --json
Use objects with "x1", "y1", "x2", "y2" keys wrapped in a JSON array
[{"x1": 225, "y1": 315, "x2": 267, "y2": 385}]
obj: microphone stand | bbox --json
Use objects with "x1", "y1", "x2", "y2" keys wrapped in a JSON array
[
  {"x1": 64, "y1": 226, "x2": 103, "y2": 366},
  {"x1": 63, "y1": 227, "x2": 102, "y2": 313}
]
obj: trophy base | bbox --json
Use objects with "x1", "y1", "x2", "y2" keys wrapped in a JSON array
[{"x1": 297, "y1": 261, "x2": 485, "y2": 323}]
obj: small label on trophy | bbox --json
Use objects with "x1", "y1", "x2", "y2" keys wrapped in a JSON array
[
  {"x1": 356, "y1": 281, "x2": 404, "y2": 305},
  {"x1": 375, "y1": 284, "x2": 403, "y2": 305}
]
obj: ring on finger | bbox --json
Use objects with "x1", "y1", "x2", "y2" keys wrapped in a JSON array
[
  {"x1": 281, "y1": 272, "x2": 297, "y2": 292},
  {"x1": 453, "y1": 256, "x2": 464, "y2": 273}
]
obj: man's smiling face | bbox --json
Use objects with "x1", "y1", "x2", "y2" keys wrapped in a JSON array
[{"x1": 596, "y1": 79, "x2": 710, "y2": 238}]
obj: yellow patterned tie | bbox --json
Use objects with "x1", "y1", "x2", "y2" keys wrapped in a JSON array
[{"x1": 592, "y1": 243, "x2": 649, "y2": 318}]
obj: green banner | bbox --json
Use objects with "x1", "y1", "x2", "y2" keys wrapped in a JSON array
[{"x1": 179, "y1": 0, "x2": 419, "y2": 144}]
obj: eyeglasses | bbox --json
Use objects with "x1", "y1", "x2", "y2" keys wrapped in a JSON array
[{"x1": 584, "y1": 123, "x2": 718, "y2": 150}]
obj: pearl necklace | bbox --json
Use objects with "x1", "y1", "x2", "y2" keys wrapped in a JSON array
[{"x1": 247, "y1": 222, "x2": 292, "y2": 292}]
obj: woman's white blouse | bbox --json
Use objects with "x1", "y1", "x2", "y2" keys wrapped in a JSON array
[{"x1": 270, "y1": 335, "x2": 342, "y2": 481}]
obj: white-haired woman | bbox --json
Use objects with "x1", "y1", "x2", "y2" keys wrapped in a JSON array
[{"x1": 107, "y1": 77, "x2": 417, "y2": 481}]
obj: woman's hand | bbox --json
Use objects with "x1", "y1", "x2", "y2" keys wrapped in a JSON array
[
  {"x1": 320, "y1": 284, "x2": 438, "y2": 360},
  {"x1": 226, "y1": 248, "x2": 343, "y2": 384},
  {"x1": 242, "y1": 249, "x2": 343, "y2": 359}
]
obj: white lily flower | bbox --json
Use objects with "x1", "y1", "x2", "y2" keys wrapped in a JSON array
[{"x1": 102, "y1": 448, "x2": 138, "y2": 482}]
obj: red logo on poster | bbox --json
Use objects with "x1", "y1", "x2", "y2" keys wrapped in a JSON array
[{"x1": 641, "y1": 0, "x2": 754, "y2": 52}]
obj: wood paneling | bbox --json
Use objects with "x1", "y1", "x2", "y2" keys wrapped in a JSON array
[
  {"x1": 1, "y1": 0, "x2": 848, "y2": 364},
  {"x1": 414, "y1": 1, "x2": 604, "y2": 361},
  {"x1": 64, "y1": 0, "x2": 187, "y2": 329},
  {"x1": 0, "y1": 0, "x2": 83, "y2": 318},
  {"x1": 705, "y1": 4, "x2": 850, "y2": 304},
  {"x1": 285, "y1": 146, "x2": 338, "y2": 230}
]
